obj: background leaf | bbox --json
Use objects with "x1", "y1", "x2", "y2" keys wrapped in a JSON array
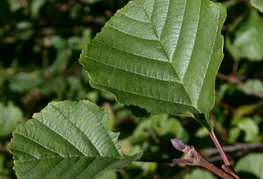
[
  {"x1": 0, "y1": 103, "x2": 23, "y2": 137},
  {"x1": 251, "y1": 0, "x2": 263, "y2": 13},
  {"x1": 237, "y1": 79, "x2": 263, "y2": 95},
  {"x1": 229, "y1": 117, "x2": 260, "y2": 142},
  {"x1": 226, "y1": 10, "x2": 263, "y2": 61},
  {"x1": 9, "y1": 73, "x2": 43, "y2": 93},
  {"x1": 236, "y1": 153, "x2": 263, "y2": 178},
  {"x1": 80, "y1": 0, "x2": 226, "y2": 130},
  {"x1": 8, "y1": 100, "x2": 141, "y2": 179},
  {"x1": 180, "y1": 168, "x2": 217, "y2": 179}
]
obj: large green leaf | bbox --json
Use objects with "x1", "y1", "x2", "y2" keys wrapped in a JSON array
[
  {"x1": 80, "y1": 0, "x2": 226, "y2": 130},
  {"x1": 8, "y1": 100, "x2": 141, "y2": 179}
]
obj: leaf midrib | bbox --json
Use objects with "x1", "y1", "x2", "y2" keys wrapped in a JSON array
[
  {"x1": 134, "y1": 0, "x2": 197, "y2": 108},
  {"x1": 87, "y1": 1, "x2": 200, "y2": 110}
]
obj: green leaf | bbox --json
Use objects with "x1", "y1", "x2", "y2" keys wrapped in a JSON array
[
  {"x1": 251, "y1": 0, "x2": 263, "y2": 13},
  {"x1": 99, "y1": 170, "x2": 118, "y2": 179},
  {"x1": 231, "y1": 117, "x2": 260, "y2": 142},
  {"x1": 237, "y1": 79, "x2": 263, "y2": 95},
  {"x1": 0, "y1": 103, "x2": 23, "y2": 137},
  {"x1": 180, "y1": 168, "x2": 217, "y2": 179},
  {"x1": 8, "y1": 100, "x2": 142, "y2": 179},
  {"x1": 9, "y1": 73, "x2": 42, "y2": 93},
  {"x1": 236, "y1": 153, "x2": 263, "y2": 178},
  {"x1": 80, "y1": 0, "x2": 226, "y2": 130},
  {"x1": 234, "y1": 100, "x2": 263, "y2": 118},
  {"x1": 228, "y1": 127, "x2": 240, "y2": 143},
  {"x1": 226, "y1": 10, "x2": 263, "y2": 61}
]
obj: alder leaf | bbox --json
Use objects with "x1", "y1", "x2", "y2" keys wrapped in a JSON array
[
  {"x1": 80, "y1": 0, "x2": 226, "y2": 130},
  {"x1": 8, "y1": 100, "x2": 142, "y2": 179}
]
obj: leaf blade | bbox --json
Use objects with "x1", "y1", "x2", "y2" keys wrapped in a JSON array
[
  {"x1": 80, "y1": 0, "x2": 226, "y2": 130},
  {"x1": 8, "y1": 100, "x2": 141, "y2": 179},
  {"x1": 251, "y1": 0, "x2": 263, "y2": 13}
]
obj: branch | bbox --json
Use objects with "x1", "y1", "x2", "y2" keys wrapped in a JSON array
[
  {"x1": 0, "y1": 172, "x2": 13, "y2": 179},
  {"x1": 216, "y1": 98, "x2": 235, "y2": 112},
  {"x1": 203, "y1": 142, "x2": 263, "y2": 157},
  {"x1": 201, "y1": 142, "x2": 263, "y2": 163},
  {"x1": 0, "y1": 144, "x2": 12, "y2": 155},
  {"x1": 217, "y1": 73, "x2": 263, "y2": 99},
  {"x1": 171, "y1": 139, "x2": 239, "y2": 179}
]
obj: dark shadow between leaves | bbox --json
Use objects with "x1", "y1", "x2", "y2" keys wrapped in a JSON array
[
  {"x1": 127, "y1": 105, "x2": 150, "y2": 117},
  {"x1": 237, "y1": 172, "x2": 260, "y2": 179}
]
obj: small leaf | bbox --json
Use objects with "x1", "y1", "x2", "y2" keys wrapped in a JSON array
[
  {"x1": 80, "y1": 0, "x2": 227, "y2": 130},
  {"x1": 228, "y1": 127, "x2": 240, "y2": 143},
  {"x1": 237, "y1": 79, "x2": 263, "y2": 95},
  {"x1": 231, "y1": 117, "x2": 260, "y2": 142},
  {"x1": 251, "y1": 0, "x2": 263, "y2": 13},
  {"x1": 9, "y1": 73, "x2": 42, "y2": 93},
  {"x1": 236, "y1": 153, "x2": 263, "y2": 178},
  {"x1": 99, "y1": 170, "x2": 118, "y2": 179},
  {"x1": 8, "y1": 100, "x2": 142, "y2": 179},
  {"x1": 226, "y1": 10, "x2": 263, "y2": 61},
  {"x1": 234, "y1": 100, "x2": 263, "y2": 118},
  {"x1": 0, "y1": 103, "x2": 23, "y2": 137},
  {"x1": 180, "y1": 168, "x2": 217, "y2": 179}
]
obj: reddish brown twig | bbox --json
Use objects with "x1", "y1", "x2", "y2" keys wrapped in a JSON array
[
  {"x1": 217, "y1": 73, "x2": 263, "y2": 99},
  {"x1": 203, "y1": 142, "x2": 263, "y2": 157},
  {"x1": 216, "y1": 98, "x2": 235, "y2": 112}
]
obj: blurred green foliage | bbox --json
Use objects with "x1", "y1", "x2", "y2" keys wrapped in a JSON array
[{"x1": 0, "y1": 0, "x2": 263, "y2": 178}]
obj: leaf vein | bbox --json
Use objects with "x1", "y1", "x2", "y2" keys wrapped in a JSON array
[
  {"x1": 143, "y1": 0, "x2": 181, "y2": 81},
  {"x1": 107, "y1": 24, "x2": 157, "y2": 40},
  {"x1": 79, "y1": 102, "x2": 122, "y2": 156},
  {"x1": 93, "y1": 82, "x2": 194, "y2": 107},
  {"x1": 49, "y1": 104, "x2": 102, "y2": 156},
  {"x1": 13, "y1": 131, "x2": 62, "y2": 158},
  {"x1": 42, "y1": 158, "x2": 64, "y2": 178},
  {"x1": 95, "y1": 40, "x2": 167, "y2": 62},
  {"x1": 88, "y1": 56, "x2": 178, "y2": 82},
  {"x1": 8, "y1": 148, "x2": 38, "y2": 160},
  {"x1": 120, "y1": 11, "x2": 150, "y2": 23}
]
